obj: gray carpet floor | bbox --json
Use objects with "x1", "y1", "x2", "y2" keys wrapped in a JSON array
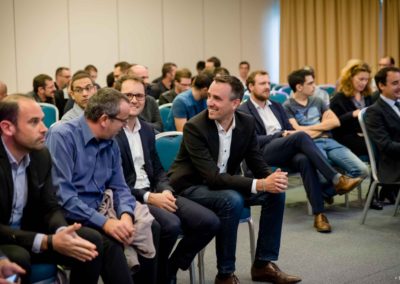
[{"x1": 176, "y1": 177, "x2": 400, "y2": 284}]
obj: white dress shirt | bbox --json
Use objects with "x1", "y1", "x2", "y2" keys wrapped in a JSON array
[{"x1": 250, "y1": 97, "x2": 282, "y2": 135}]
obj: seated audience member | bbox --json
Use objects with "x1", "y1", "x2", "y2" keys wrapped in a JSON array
[
  {"x1": 114, "y1": 61, "x2": 131, "y2": 81},
  {"x1": 54, "y1": 67, "x2": 71, "y2": 116},
  {"x1": 205, "y1": 56, "x2": 221, "y2": 70},
  {"x1": 159, "y1": 68, "x2": 192, "y2": 106},
  {"x1": 238, "y1": 61, "x2": 250, "y2": 90},
  {"x1": 114, "y1": 75, "x2": 219, "y2": 283},
  {"x1": 239, "y1": 70, "x2": 363, "y2": 232},
  {"x1": 196, "y1": 60, "x2": 206, "y2": 75},
  {"x1": 371, "y1": 56, "x2": 396, "y2": 93},
  {"x1": 169, "y1": 75, "x2": 301, "y2": 284},
  {"x1": 365, "y1": 67, "x2": 400, "y2": 204},
  {"x1": 213, "y1": 67, "x2": 230, "y2": 77},
  {"x1": 0, "y1": 81, "x2": 7, "y2": 101},
  {"x1": 107, "y1": 71, "x2": 115, "y2": 87},
  {"x1": 128, "y1": 64, "x2": 163, "y2": 132},
  {"x1": 0, "y1": 95, "x2": 101, "y2": 284},
  {"x1": 150, "y1": 63, "x2": 177, "y2": 100},
  {"x1": 46, "y1": 89, "x2": 142, "y2": 284},
  {"x1": 283, "y1": 69, "x2": 369, "y2": 180},
  {"x1": 61, "y1": 72, "x2": 96, "y2": 122},
  {"x1": 29, "y1": 74, "x2": 65, "y2": 118},
  {"x1": 0, "y1": 250, "x2": 25, "y2": 282},
  {"x1": 164, "y1": 71, "x2": 214, "y2": 131},
  {"x1": 84, "y1": 64, "x2": 101, "y2": 90}
]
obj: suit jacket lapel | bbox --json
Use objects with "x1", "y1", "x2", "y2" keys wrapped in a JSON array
[
  {"x1": 246, "y1": 100, "x2": 266, "y2": 135},
  {"x1": 378, "y1": 98, "x2": 400, "y2": 123},
  {"x1": 139, "y1": 127, "x2": 151, "y2": 173},
  {"x1": 119, "y1": 131, "x2": 136, "y2": 173},
  {"x1": 206, "y1": 115, "x2": 220, "y2": 163},
  {"x1": 0, "y1": 143, "x2": 14, "y2": 223},
  {"x1": 270, "y1": 103, "x2": 285, "y2": 129}
]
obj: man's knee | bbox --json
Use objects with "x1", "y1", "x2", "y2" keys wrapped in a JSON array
[
  {"x1": 77, "y1": 227, "x2": 104, "y2": 256},
  {"x1": 217, "y1": 190, "x2": 244, "y2": 216},
  {"x1": 1, "y1": 245, "x2": 31, "y2": 273}
]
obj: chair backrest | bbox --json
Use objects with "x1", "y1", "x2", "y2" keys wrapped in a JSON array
[
  {"x1": 39, "y1": 103, "x2": 59, "y2": 128},
  {"x1": 272, "y1": 84, "x2": 288, "y2": 91},
  {"x1": 319, "y1": 84, "x2": 336, "y2": 96},
  {"x1": 280, "y1": 85, "x2": 292, "y2": 95},
  {"x1": 358, "y1": 108, "x2": 379, "y2": 182},
  {"x1": 158, "y1": 103, "x2": 172, "y2": 129},
  {"x1": 242, "y1": 92, "x2": 250, "y2": 102},
  {"x1": 155, "y1": 131, "x2": 183, "y2": 171},
  {"x1": 269, "y1": 90, "x2": 289, "y2": 104}
]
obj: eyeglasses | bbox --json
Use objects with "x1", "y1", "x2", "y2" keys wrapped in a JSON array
[
  {"x1": 110, "y1": 116, "x2": 129, "y2": 125},
  {"x1": 124, "y1": 93, "x2": 146, "y2": 101},
  {"x1": 73, "y1": 85, "x2": 95, "y2": 94}
]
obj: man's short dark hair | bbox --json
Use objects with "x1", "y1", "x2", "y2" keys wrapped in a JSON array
[
  {"x1": 196, "y1": 61, "x2": 205, "y2": 72},
  {"x1": 114, "y1": 61, "x2": 132, "y2": 73},
  {"x1": 174, "y1": 68, "x2": 192, "y2": 83},
  {"x1": 162, "y1": 63, "x2": 177, "y2": 78},
  {"x1": 287, "y1": 69, "x2": 314, "y2": 92},
  {"x1": 55, "y1": 67, "x2": 69, "y2": 77},
  {"x1": 213, "y1": 67, "x2": 230, "y2": 77},
  {"x1": 114, "y1": 75, "x2": 145, "y2": 91},
  {"x1": 85, "y1": 88, "x2": 129, "y2": 122},
  {"x1": 246, "y1": 70, "x2": 269, "y2": 90},
  {"x1": 71, "y1": 72, "x2": 94, "y2": 90},
  {"x1": 214, "y1": 75, "x2": 244, "y2": 101},
  {"x1": 33, "y1": 74, "x2": 52, "y2": 93},
  {"x1": 375, "y1": 66, "x2": 400, "y2": 93},
  {"x1": 0, "y1": 94, "x2": 34, "y2": 126},
  {"x1": 193, "y1": 70, "x2": 214, "y2": 90},
  {"x1": 206, "y1": 56, "x2": 221, "y2": 68},
  {"x1": 84, "y1": 64, "x2": 98, "y2": 73},
  {"x1": 239, "y1": 61, "x2": 250, "y2": 68},
  {"x1": 106, "y1": 72, "x2": 115, "y2": 87}
]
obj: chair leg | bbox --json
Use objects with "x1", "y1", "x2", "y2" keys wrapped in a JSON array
[
  {"x1": 247, "y1": 218, "x2": 256, "y2": 264},
  {"x1": 393, "y1": 188, "x2": 400, "y2": 217},
  {"x1": 357, "y1": 184, "x2": 363, "y2": 207},
  {"x1": 189, "y1": 260, "x2": 196, "y2": 284},
  {"x1": 361, "y1": 181, "x2": 378, "y2": 224},
  {"x1": 198, "y1": 249, "x2": 205, "y2": 284}
]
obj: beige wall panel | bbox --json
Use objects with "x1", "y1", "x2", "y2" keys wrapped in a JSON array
[
  {"x1": 204, "y1": 0, "x2": 241, "y2": 77},
  {"x1": 14, "y1": 0, "x2": 69, "y2": 92},
  {"x1": 0, "y1": 0, "x2": 17, "y2": 93},
  {"x1": 69, "y1": 0, "x2": 119, "y2": 87},
  {"x1": 163, "y1": 0, "x2": 204, "y2": 75},
  {"x1": 118, "y1": 0, "x2": 163, "y2": 80},
  {"x1": 241, "y1": 0, "x2": 280, "y2": 82}
]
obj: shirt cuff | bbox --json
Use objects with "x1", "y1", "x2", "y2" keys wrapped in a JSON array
[
  {"x1": 32, "y1": 233, "x2": 45, "y2": 253},
  {"x1": 143, "y1": 192, "x2": 150, "y2": 203},
  {"x1": 251, "y1": 179, "x2": 257, "y2": 194}
]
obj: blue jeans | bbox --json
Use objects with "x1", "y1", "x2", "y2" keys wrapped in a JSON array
[
  {"x1": 180, "y1": 185, "x2": 285, "y2": 274},
  {"x1": 314, "y1": 138, "x2": 369, "y2": 178}
]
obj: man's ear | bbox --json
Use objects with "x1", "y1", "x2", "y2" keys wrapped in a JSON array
[
  {"x1": 248, "y1": 83, "x2": 254, "y2": 93},
  {"x1": 98, "y1": 114, "x2": 109, "y2": 127},
  {"x1": 0, "y1": 121, "x2": 16, "y2": 136},
  {"x1": 296, "y1": 83, "x2": 303, "y2": 93}
]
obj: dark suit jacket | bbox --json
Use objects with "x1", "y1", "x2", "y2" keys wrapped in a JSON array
[
  {"x1": 365, "y1": 98, "x2": 400, "y2": 183},
  {"x1": 168, "y1": 110, "x2": 272, "y2": 196},
  {"x1": 0, "y1": 141, "x2": 67, "y2": 250},
  {"x1": 115, "y1": 119, "x2": 173, "y2": 202},
  {"x1": 330, "y1": 92, "x2": 372, "y2": 155},
  {"x1": 238, "y1": 99, "x2": 293, "y2": 149}
]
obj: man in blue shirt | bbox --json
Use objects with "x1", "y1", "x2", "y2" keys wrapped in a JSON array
[
  {"x1": 164, "y1": 71, "x2": 213, "y2": 131},
  {"x1": 46, "y1": 88, "x2": 138, "y2": 284}
]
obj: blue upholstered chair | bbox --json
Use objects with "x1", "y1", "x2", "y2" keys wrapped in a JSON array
[
  {"x1": 39, "y1": 103, "x2": 59, "y2": 128},
  {"x1": 319, "y1": 84, "x2": 336, "y2": 96},
  {"x1": 158, "y1": 103, "x2": 172, "y2": 131},
  {"x1": 270, "y1": 90, "x2": 289, "y2": 104},
  {"x1": 358, "y1": 108, "x2": 400, "y2": 224},
  {"x1": 31, "y1": 264, "x2": 57, "y2": 284}
]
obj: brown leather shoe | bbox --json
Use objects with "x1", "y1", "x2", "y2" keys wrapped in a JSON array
[
  {"x1": 215, "y1": 273, "x2": 240, "y2": 284},
  {"x1": 314, "y1": 213, "x2": 331, "y2": 233},
  {"x1": 334, "y1": 175, "x2": 363, "y2": 195},
  {"x1": 251, "y1": 262, "x2": 301, "y2": 283}
]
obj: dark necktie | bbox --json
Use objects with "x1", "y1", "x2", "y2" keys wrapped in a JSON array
[{"x1": 394, "y1": 101, "x2": 400, "y2": 112}]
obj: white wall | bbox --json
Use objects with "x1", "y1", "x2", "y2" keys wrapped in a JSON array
[{"x1": 0, "y1": 0, "x2": 279, "y2": 93}]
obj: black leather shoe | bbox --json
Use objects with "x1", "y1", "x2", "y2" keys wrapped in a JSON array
[{"x1": 370, "y1": 199, "x2": 383, "y2": 210}]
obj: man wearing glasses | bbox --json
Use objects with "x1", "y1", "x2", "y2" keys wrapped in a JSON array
[
  {"x1": 114, "y1": 75, "x2": 219, "y2": 284},
  {"x1": 46, "y1": 88, "x2": 138, "y2": 284},
  {"x1": 61, "y1": 72, "x2": 96, "y2": 122}
]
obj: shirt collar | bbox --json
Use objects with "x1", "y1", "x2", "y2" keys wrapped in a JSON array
[
  {"x1": 1, "y1": 136, "x2": 30, "y2": 167},
  {"x1": 78, "y1": 115, "x2": 112, "y2": 148},
  {"x1": 124, "y1": 117, "x2": 142, "y2": 134},
  {"x1": 214, "y1": 116, "x2": 236, "y2": 134},
  {"x1": 380, "y1": 94, "x2": 400, "y2": 107},
  {"x1": 249, "y1": 97, "x2": 271, "y2": 110}
]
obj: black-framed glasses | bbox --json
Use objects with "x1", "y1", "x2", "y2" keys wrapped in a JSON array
[
  {"x1": 109, "y1": 116, "x2": 129, "y2": 124},
  {"x1": 73, "y1": 85, "x2": 95, "y2": 94},
  {"x1": 124, "y1": 93, "x2": 146, "y2": 101}
]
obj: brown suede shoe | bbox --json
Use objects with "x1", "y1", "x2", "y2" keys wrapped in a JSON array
[
  {"x1": 334, "y1": 175, "x2": 363, "y2": 195},
  {"x1": 251, "y1": 262, "x2": 301, "y2": 283},
  {"x1": 215, "y1": 273, "x2": 240, "y2": 284},
  {"x1": 314, "y1": 213, "x2": 332, "y2": 233}
]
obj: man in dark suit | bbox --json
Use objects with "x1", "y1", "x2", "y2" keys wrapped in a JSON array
[
  {"x1": 114, "y1": 75, "x2": 219, "y2": 284},
  {"x1": 238, "y1": 70, "x2": 363, "y2": 233},
  {"x1": 0, "y1": 95, "x2": 101, "y2": 284},
  {"x1": 169, "y1": 75, "x2": 301, "y2": 284},
  {"x1": 365, "y1": 66, "x2": 400, "y2": 202}
]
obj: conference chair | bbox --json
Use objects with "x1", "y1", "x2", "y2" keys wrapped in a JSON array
[
  {"x1": 155, "y1": 131, "x2": 197, "y2": 284},
  {"x1": 358, "y1": 108, "x2": 400, "y2": 224},
  {"x1": 158, "y1": 103, "x2": 172, "y2": 131},
  {"x1": 269, "y1": 90, "x2": 289, "y2": 104},
  {"x1": 31, "y1": 264, "x2": 57, "y2": 284},
  {"x1": 39, "y1": 103, "x2": 59, "y2": 128},
  {"x1": 319, "y1": 84, "x2": 336, "y2": 96},
  {"x1": 280, "y1": 85, "x2": 292, "y2": 95}
]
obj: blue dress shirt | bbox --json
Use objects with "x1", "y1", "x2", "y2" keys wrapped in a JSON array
[{"x1": 45, "y1": 115, "x2": 136, "y2": 229}]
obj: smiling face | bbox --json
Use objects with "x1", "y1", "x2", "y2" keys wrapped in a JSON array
[
  {"x1": 120, "y1": 79, "x2": 146, "y2": 118},
  {"x1": 207, "y1": 81, "x2": 240, "y2": 125},
  {"x1": 379, "y1": 71, "x2": 400, "y2": 101}
]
